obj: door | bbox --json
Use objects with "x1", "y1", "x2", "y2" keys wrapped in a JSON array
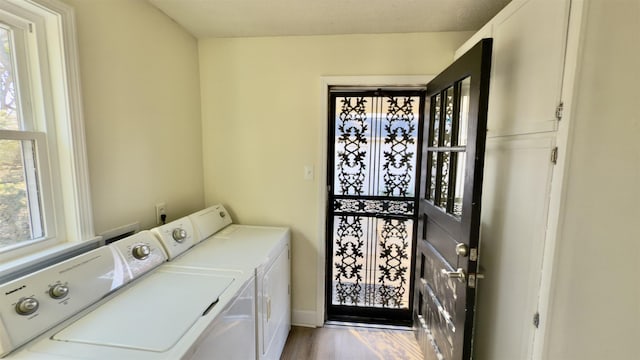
[
  {"x1": 326, "y1": 88, "x2": 425, "y2": 325},
  {"x1": 413, "y1": 38, "x2": 492, "y2": 359}
]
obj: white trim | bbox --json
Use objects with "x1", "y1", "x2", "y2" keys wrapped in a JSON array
[
  {"x1": 292, "y1": 310, "x2": 318, "y2": 328},
  {"x1": 27, "y1": 0, "x2": 95, "y2": 242},
  {"x1": 317, "y1": 75, "x2": 433, "y2": 326},
  {"x1": 0, "y1": 0, "x2": 95, "y2": 266},
  {"x1": 533, "y1": 0, "x2": 586, "y2": 358}
]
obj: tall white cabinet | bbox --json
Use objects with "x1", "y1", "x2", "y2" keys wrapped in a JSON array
[{"x1": 453, "y1": 0, "x2": 583, "y2": 359}]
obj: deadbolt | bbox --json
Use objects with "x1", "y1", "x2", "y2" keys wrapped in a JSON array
[{"x1": 456, "y1": 243, "x2": 469, "y2": 257}]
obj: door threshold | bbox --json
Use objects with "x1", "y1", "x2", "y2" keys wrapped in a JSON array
[{"x1": 324, "y1": 320, "x2": 413, "y2": 332}]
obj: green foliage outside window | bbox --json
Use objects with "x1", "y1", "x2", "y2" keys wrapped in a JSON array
[{"x1": 0, "y1": 28, "x2": 33, "y2": 246}]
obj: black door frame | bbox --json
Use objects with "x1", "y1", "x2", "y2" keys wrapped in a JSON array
[{"x1": 325, "y1": 88, "x2": 426, "y2": 325}]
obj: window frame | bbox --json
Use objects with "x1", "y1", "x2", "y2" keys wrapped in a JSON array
[{"x1": 0, "y1": 0, "x2": 97, "y2": 267}]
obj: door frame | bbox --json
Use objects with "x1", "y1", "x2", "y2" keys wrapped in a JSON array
[{"x1": 315, "y1": 75, "x2": 433, "y2": 326}]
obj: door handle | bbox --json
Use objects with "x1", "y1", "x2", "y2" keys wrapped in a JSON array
[{"x1": 441, "y1": 268, "x2": 466, "y2": 281}]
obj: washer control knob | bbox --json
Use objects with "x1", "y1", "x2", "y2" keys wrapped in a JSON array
[
  {"x1": 15, "y1": 297, "x2": 39, "y2": 316},
  {"x1": 172, "y1": 228, "x2": 187, "y2": 243},
  {"x1": 49, "y1": 284, "x2": 69, "y2": 299},
  {"x1": 132, "y1": 244, "x2": 151, "y2": 260}
]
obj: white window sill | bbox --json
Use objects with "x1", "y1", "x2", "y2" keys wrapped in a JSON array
[{"x1": 0, "y1": 236, "x2": 103, "y2": 283}]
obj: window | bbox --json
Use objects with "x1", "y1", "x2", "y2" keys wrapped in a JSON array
[{"x1": 0, "y1": 0, "x2": 95, "y2": 263}]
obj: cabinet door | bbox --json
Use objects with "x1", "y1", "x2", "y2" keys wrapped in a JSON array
[
  {"x1": 458, "y1": 0, "x2": 571, "y2": 137},
  {"x1": 474, "y1": 135, "x2": 556, "y2": 359}
]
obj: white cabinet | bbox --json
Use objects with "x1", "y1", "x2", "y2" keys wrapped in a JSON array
[
  {"x1": 454, "y1": 0, "x2": 577, "y2": 359},
  {"x1": 475, "y1": 135, "x2": 556, "y2": 359},
  {"x1": 457, "y1": 0, "x2": 571, "y2": 137}
]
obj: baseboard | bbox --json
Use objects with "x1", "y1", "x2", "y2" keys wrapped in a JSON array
[{"x1": 292, "y1": 310, "x2": 317, "y2": 327}]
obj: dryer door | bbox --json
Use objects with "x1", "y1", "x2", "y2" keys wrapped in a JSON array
[
  {"x1": 190, "y1": 277, "x2": 256, "y2": 360},
  {"x1": 260, "y1": 245, "x2": 290, "y2": 360}
]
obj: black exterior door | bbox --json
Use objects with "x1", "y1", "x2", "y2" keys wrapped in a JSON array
[
  {"x1": 413, "y1": 39, "x2": 492, "y2": 359},
  {"x1": 326, "y1": 89, "x2": 425, "y2": 325}
]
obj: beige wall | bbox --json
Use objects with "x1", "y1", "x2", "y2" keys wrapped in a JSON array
[
  {"x1": 545, "y1": 0, "x2": 640, "y2": 358},
  {"x1": 62, "y1": 0, "x2": 204, "y2": 234},
  {"x1": 198, "y1": 32, "x2": 472, "y2": 319}
]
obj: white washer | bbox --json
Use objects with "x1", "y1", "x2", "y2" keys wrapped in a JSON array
[{"x1": 1, "y1": 230, "x2": 253, "y2": 360}]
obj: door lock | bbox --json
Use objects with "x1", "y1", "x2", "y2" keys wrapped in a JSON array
[{"x1": 468, "y1": 273, "x2": 485, "y2": 288}]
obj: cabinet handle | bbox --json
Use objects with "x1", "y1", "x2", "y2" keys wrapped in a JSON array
[{"x1": 266, "y1": 297, "x2": 271, "y2": 321}]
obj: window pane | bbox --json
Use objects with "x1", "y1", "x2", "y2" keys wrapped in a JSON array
[
  {"x1": 430, "y1": 94, "x2": 440, "y2": 147},
  {"x1": 452, "y1": 152, "x2": 466, "y2": 216},
  {"x1": 443, "y1": 87, "x2": 455, "y2": 147},
  {"x1": 457, "y1": 77, "x2": 471, "y2": 146},
  {"x1": 0, "y1": 139, "x2": 43, "y2": 247},
  {"x1": 428, "y1": 151, "x2": 437, "y2": 200},
  {"x1": 0, "y1": 26, "x2": 19, "y2": 131},
  {"x1": 438, "y1": 151, "x2": 450, "y2": 209}
]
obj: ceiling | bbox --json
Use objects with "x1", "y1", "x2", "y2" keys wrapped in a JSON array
[{"x1": 147, "y1": 0, "x2": 512, "y2": 38}]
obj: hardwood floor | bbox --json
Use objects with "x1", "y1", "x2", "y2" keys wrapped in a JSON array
[{"x1": 280, "y1": 324, "x2": 423, "y2": 360}]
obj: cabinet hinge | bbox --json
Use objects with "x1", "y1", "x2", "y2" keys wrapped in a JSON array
[
  {"x1": 533, "y1": 312, "x2": 540, "y2": 328},
  {"x1": 555, "y1": 102, "x2": 564, "y2": 121},
  {"x1": 288, "y1": 284, "x2": 291, "y2": 295},
  {"x1": 551, "y1": 147, "x2": 559, "y2": 164}
]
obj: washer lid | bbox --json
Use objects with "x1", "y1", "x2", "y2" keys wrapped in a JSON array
[{"x1": 52, "y1": 269, "x2": 234, "y2": 352}]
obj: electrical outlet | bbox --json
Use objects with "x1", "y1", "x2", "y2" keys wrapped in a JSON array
[{"x1": 155, "y1": 202, "x2": 166, "y2": 225}]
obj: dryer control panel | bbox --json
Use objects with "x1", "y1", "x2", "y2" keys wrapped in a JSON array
[{"x1": 150, "y1": 217, "x2": 195, "y2": 260}]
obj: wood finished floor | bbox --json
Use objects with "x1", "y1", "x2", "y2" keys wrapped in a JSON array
[{"x1": 280, "y1": 325, "x2": 423, "y2": 360}]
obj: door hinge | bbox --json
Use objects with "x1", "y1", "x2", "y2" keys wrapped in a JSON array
[
  {"x1": 555, "y1": 102, "x2": 564, "y2": 121},
  {"x1": 551, "y1": 147, "x2": 558, "y2": 164},
  {"x1": 533, "y1": 312, "x2": 540, "y2": 328},
  {"x1": 28, "y1": 23, "x2": 33, "y2": 33}
]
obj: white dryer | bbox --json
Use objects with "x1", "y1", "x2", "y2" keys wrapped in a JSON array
[{"x1": 167, "y1": 205, "x2": 291, "y2": 360}]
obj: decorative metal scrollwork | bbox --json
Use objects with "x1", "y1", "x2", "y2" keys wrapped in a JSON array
[
  {"x1": 333, "y1": 198, "x2": 414, "y2": 216},
  {"x1": 336, "y1": 97, "x2": 368, "y2": 195},
  {"x1": 334, "y1": 216, "x2": 364, "y2": 305},
  {"x1": 383, "y1": 97, "x2": 416, "y2": 197},
  {"x1": 331, "y1": 93, "x2": 421, "y2": 310},
  {"x1": 377, "y1": 218, "x2": 410, "y2": 308}
]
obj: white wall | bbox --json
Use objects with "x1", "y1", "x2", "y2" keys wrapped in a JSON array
[
  {"x1": 198, "y1": 32, "x2": 472, "y2": 321},
  {"x1": 62, "y1": 0, "x2": 204, "y2": 234},
  {"x1": 544, "y1": 0, "x2": 640, "y2": 358}
]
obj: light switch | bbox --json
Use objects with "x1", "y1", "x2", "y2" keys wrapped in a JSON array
[{"x1": 304, "y1": 165, "x2": 314, "y2": 180}]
